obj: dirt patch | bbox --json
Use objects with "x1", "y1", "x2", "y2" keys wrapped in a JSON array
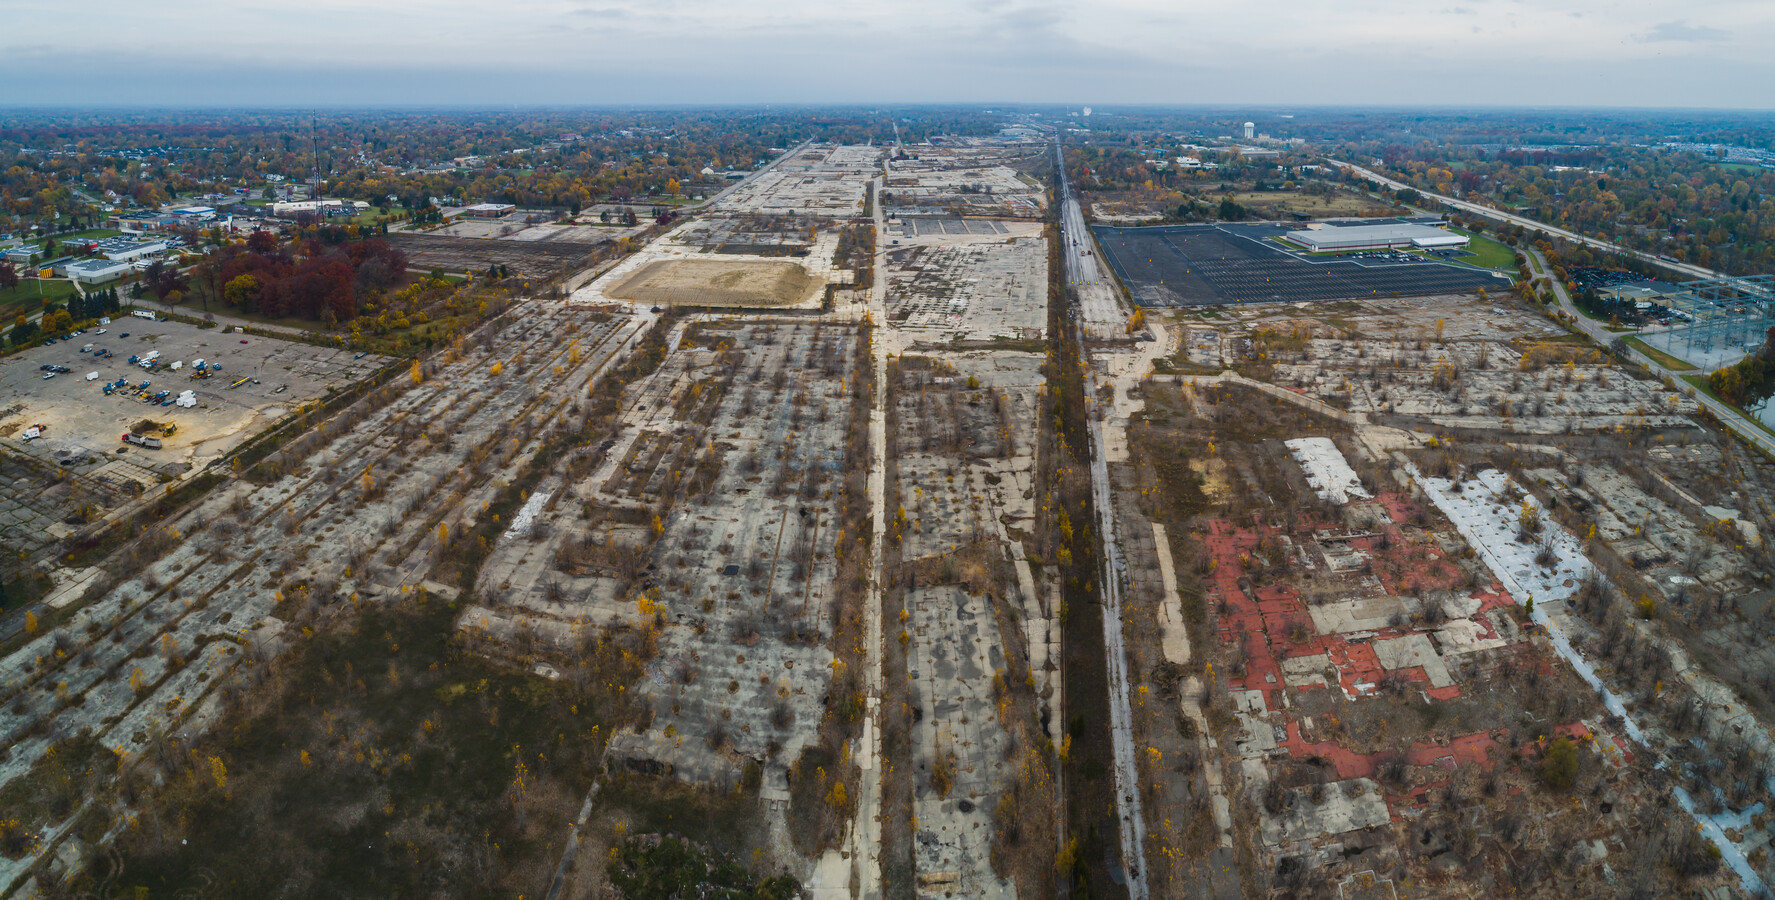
[
  {"x1": 607, "y1": 259, "x2": 821, "y2": 308},
  {"x1": 387, "y1": 231, "x2": 602, "y2": 276},
  {"x1": 1189, "y1": 456, "x2": 1231, "y2": 503},
  {"x1": 130, "y1": 419, "x2": 175, "y2": 438}
]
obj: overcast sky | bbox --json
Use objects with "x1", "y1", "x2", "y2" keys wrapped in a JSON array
[{"x1": 3, "y1": 0, "x2": 1773, "y2": 108}]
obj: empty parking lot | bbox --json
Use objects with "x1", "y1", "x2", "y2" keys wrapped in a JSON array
[{"x1": 1095, "y1": 223, "x2": 1508, "y2": 306}]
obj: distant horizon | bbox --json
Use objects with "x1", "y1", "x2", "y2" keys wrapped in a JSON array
[{"x1": 6, "y1": 0, "x2": 1773, "y2": 110}]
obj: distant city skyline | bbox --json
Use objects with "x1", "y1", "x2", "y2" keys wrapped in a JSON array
[{"x1": 2, "y1": 0, "x2": 1773, "y2": 108}]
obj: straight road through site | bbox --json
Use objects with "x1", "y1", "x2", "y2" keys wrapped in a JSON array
[{"x1": 1054, "y1": 139, "x2": 1151, "y2": 900}]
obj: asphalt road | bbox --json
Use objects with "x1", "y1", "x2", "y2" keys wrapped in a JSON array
[
  {"x1": 1525, "y1": 247, "x2": 1775, "y2": 458},
  {"x1": 678, "y1": 138, "x2": 817, "y2": 213},
  {"x1": 1334, "y1": 160, "x2": 1775, "y2": 456},
  {"x1": 1331, "y1": 160, "x2": 1723, "y2": 282}
]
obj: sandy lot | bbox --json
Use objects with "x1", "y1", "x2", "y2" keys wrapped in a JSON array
[
  {"x1": 605, "y1": 258, "x2": 822, "y2": 308},
  {"x1": 0, "y1": 319, "x2": 389, "y2": 470}
]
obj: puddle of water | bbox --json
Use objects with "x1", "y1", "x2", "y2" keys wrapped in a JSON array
[{"x1": 1749, "y1": 394, "x2": 1775, "y2": 431}]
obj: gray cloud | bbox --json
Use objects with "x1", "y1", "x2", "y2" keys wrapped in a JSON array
[
  {"x1": 1642, "y1": 20, "x2": 1730, "y2": 42},
  {"x1": 0, "y1": 0, "x2": 1771, "y2": 107}
]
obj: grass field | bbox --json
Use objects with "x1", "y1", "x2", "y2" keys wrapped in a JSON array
[
  {"x1": 1626, "y1": 336, "x2": 1698, "y2": 372},
  {"x1": 1231, "y1": 188, "x2": 1392, "y2": 218},
  {"x1": 340, "y1": 207, "x2": 409, "y2": 227},
  {"x1": 0, "y1": 277, "x2": 81, "y2": 312},
  {"x1": 1447, "y1": 228, "x2": 1517, "y2": 270},
  {"x1": 48, "y1": 228, "x2": 124, "y2": 241},
  {"x1": 203, "y1": 305, "x2": 328, "y2": 333}
]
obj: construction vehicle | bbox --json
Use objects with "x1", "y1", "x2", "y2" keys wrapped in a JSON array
[
  {"x1": 229, "y1": 376, "x2": 250, "y2": 389},
  {"x1": 121, "y1": 433, "x2": 162, "y2": 449}
]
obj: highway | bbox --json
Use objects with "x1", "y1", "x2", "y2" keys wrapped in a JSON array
[
  {"x1": 1053, "y1": 140, "x2": 1151, "y2": 900},
  {"x1": 1330, "y1": 159, "x2": 1724, "y2": 281}
]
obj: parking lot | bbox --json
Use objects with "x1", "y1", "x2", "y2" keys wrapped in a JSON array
[
  {"x1": 1095, "y1": 223, "x2": 1509, "y2": 306},
  {"x1": 0, "y1": 318, "x2": 389, "y2": 471}
]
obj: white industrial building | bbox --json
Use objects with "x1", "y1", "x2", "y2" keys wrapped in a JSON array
[
  {"x1": 64, "y1": 258, "x2": 132, "y2": 285},
  {"x1": 99, "y1": 238, "x2": 170, "y2": 262},
  {"x1": 270, "y1": 199, "x2": 366, "y2": 216},
  {"x1": 1284, "y1": 223, "x2": 1469, "y2": 252},
  {"x1": 463, "y1": 202, "x2": 517, "y2": 217}
]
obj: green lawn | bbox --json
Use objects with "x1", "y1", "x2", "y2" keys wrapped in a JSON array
[
  {"x1": 194, "y1": 305, "x2": 328, "y2": 334},
  {"x1": 339, "y1": 208, "x2": 408, "y2": 227},
  {"x1": 1625, "y1": 336, "x2": 1698, "y2": 372},
  {"x1": 52, "y1": 228, "x2": 123, "y2": 241},
  {"x1": 0, "y1": 278, "x2": 81, "y2": 312},
  {"x1": 1447, "y1": 228, "x2": 1517, "y2": 270}
]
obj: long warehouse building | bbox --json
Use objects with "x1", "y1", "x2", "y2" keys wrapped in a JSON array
[{"x1": 1286, "y1": 223, "x2": 1469, "y2": 252}]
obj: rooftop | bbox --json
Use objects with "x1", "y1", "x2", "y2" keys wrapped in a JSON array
[{"x1": 1286, "y1": 223, "x2": 1468, "y2": 249}]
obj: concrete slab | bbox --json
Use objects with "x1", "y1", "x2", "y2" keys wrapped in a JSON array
[
  {"x1": 1308, "y1": 596, "x2": 1408, "y2": 636},
  {"x1": 1373, "y1": 633, "x2": 1453, "y2": 688},
  {"x1": 1151, "y1": 522, "x2": 1191, "y2": 665},
  {"x1": 1285, "y1": 437, "x2": 1372, "y2": 505},
  {"x1": 1259, "y1": 777, "x2": 1390, "y2": 846}
]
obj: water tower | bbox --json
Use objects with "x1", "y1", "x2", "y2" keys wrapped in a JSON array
[{"x1": 1243, "y1": 121, "x2": 1255, "y2": 140}]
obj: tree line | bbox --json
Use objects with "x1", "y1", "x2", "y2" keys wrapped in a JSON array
[{"x1": 1709, "y1": 326, "x2": 1775, "y2": 406}]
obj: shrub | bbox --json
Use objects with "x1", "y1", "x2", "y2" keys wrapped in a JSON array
[{"x1": 1538, "y1": 737, "x2": 1579, "y2": 791}]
